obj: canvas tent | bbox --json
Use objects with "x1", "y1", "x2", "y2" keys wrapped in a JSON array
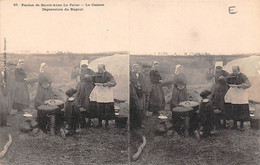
[
  {"x1": 88, "y1": 54, "x2": 129, "y2": 102},
  {"x1": 224, "y1": 56, "x2": 260, "y2": 102}
]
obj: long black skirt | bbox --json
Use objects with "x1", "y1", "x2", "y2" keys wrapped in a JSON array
[
  {"x1": 231, "y1": 104, "x2": 250, "y2": 121},
  {"x1": 84, "y1": 101, "x2": 98, "y2": 118},
  {"x1": 96, "y1": 102, "x2": 115, "y2": 120}
]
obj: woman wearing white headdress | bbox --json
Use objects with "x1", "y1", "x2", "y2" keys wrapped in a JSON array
[
  {"x1": 13, "y1": 59, "x2": 30, "y2": 112},
  {"x1": 35, "y1": 63, "x2": 54, "y2": 109},
  {"x1": 90, "y1": 63, "x2": 117, "y2": 128},
  {"x1": 225, "y1": 65, "x2": 251, "y2": 131},
  {"x1": 148, "y1": 61, "x2": 165, "y2": 114},
  {"x1": 170, "y1": 64, "x2": 188, "y2": 109}
]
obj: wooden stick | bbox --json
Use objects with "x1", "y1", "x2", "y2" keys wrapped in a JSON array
[
  {"x1": 0, "y1": 134, "x2": 12, "y2": 159},
  {"x1": 132, "y1": 136, "x2": 146, "y2": 161}
]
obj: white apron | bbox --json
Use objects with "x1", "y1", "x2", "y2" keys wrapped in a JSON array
[
  {"x1": 89, "y1": 86, "x2": 114, "y2": 103},
  {"x1": 224, "y1": 87, "x2": 249, "y2": 104}
]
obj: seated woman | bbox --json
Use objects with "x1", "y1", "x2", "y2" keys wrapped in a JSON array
[
  {"x1": 170, "y1": 64, "x2": 189, "y2": 109},
  {"x1": 34, "y1": 63, "x2": 55, "y2": 130}
]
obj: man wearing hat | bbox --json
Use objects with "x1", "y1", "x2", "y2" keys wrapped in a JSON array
[
  {"x1": 141, "y1": 62, "x2": 153, "y2": 114},
  {"x1": 0, "y1": 62, "x2": 9, "y2": 126},
  {"x1": 6, "y1": 61, "x2": 16, "y2": 114}
]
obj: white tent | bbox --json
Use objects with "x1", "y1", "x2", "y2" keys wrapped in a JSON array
[
  {"x1": 224, "y1": 56, "x2": 260, "y2": 102},
  {"x1": 88, "y1": 54, "x2": 129, "y2": 102}
]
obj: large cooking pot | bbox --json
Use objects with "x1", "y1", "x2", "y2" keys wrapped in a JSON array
[
  {"x1": 44, "y1": 99, "x2": 64, "y2": 109},
  {"x1": 179, "y1": 101, "x2": 199, "y2": 111},
  {"x1": 172, "y1": 106, "x2": 194, "y2": 116},
  {"x1": 250, "y1": 104, "x2": 260, "y2": 130},
  {"x1": 38, "y1": 104, "x2": 59, "y2": 113}
]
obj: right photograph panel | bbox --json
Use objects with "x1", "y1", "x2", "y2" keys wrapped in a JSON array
[{"x1": 129, "y1": 54, "x2": 260, "y2": 164}]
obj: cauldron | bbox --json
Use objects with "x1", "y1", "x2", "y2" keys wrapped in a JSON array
[
  {"x1": 250, "y1": 104, "x2": 260, "y2": 130},
  {"x1": 172, "y1": 103, "x2": 199, "y2": 136},
  {"x1": 44, "y1": 99, "x2": 64, "y2": 126},
  {"x1": 37, "y1": 104, "x2": 60, "y2": 135}
]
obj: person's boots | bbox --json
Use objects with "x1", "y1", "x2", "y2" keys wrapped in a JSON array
[
  {"x1": 231, "y1": 120, "x2": 238, "y2": 130},
  {"x1": 98, "y1": 119, "x2": 102, "y2": 128},
  {"x1": 239, "y1": 121, "x2": 245, "y2": 131},
  {"x1": 86, "y1": 118, "x2": 91, "y2": 127},
  {"x1": 105, "y1": 120, "x2": 109, "y2": 129},
  {"x1": 223, "y1": 120, "x2": 227, "y2": 129}
]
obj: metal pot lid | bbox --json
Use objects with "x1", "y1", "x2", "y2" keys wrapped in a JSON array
[
  {"x1": 44, "y1": 99, "x2": 64, "y2": 106},
  {"x1": 179, "y1": 101, "x2": 199, "y2": 108},
  {"x1": 38, "y1": 104, "x2": 59, "y2": 111},
  {"x1": 172, "y1": 106, "x2": 193, "y2": 112}
]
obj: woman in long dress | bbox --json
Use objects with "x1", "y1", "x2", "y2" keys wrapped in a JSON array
[
  {"x1": 90, "y1": 64, "x2": 117, "y2": 128},
  {"x1": 141, "y1": 63, "x2": 153, "y2": 114},
  {"x1": 211, "y1": 76, "x2": 230, "y2": 128},
  {"x1": 148, "y1": 61, "x2": 165, "y2": 115},
  {"x1": 170, "y1": 64, "x2": 188, "y2": 109},
  {"x1": 130, "y1": 64, "x2": 146, "y2": 129},
  {"x1": 74, "y1": 62, "x2": 95, "y2": 127},
  {"x1": 225, "y1": 65, "x2": 251, "y2": 131},
  {"x1": 13, "y1": 60, "x2": 30, "y2": 112}
]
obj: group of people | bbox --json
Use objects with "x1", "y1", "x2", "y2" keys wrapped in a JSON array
[
  {"x1": 210, "y1": 63, "x2": 251, "y2": 131},
  {"x1": 130, "y1": 60, "x2": 252, "y2": 137},
  {"x1": 0, "y1": 59, "x2": 117, "y2": 135},
  {"x1": 0, "y1": 60, "x2": 56, "y2": 127},
  {"x1": 62, "y1": 62, "x2": 117, "y2": 135},
  {"x1": 130, "y1": 61, "x2": 190, "y2": 130}
]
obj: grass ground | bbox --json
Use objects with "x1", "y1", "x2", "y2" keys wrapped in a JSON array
[
  {"x1": 130, "y1": 115, "x2": 260, "y2": 165},
  {"x1": 0, "y1": 113, "x2": 129, "y2": 165}
]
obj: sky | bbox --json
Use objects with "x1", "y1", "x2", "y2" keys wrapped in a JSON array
[{"x1": 0, "y1": 0, "x2": 259, "y2": 55}]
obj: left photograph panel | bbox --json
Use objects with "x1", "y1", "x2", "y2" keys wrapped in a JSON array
[{"x1": 0, "y1": 0, "x2": 130, "y2": 164}]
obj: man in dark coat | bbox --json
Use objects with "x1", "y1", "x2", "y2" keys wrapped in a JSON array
[
  {"x1": 130, "y1": 64, "x2": 146, "y2": 129},
  {"x1": 0, "y1": 62, "x2": 9, "y2": 126}
]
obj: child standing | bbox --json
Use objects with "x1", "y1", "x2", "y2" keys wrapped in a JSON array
[
  {"x1": 61, "y1": 88, "x2": 81, "y2": 137},
  {"x1": 199, "y1": 90, "x2": 215, "y2": 137}
]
